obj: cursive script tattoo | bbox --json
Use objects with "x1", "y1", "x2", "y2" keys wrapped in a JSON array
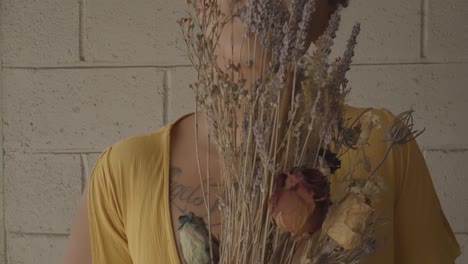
[
  {"x1": 169, "y1": 165, "x2": 220, "y2": 226},
  {"x1": 170, "y1": 166, "x2": 205, "y2": 205}
]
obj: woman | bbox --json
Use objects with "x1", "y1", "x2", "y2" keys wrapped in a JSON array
[{"x1": 64, "y1": 0, "x2": 460, "y2": 263}]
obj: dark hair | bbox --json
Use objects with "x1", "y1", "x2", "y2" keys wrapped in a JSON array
[{"x1": 329, "y1": 0, "x2": 349, "y2": 8}]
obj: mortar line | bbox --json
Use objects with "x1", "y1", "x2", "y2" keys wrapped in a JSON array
[
  {"x1": 9, "y1": 231, "x2": 69, "y2": 237},
  {"x1": 163, "y1": 70, "x2": 169, "y2": 124},
  {"x1": 14, "y1": 146, "x2": 467, "y2": 154},
  {"x1": 0, "y1": 0, "x2": 7, "y2": 259},
  {"x1": 4, "y1": 61, "x2": 468, "y2": 70},
  {"x1": 353, "y1": 61, "x2": 468, "y2": 66},
  {"x1": 422, "y1": 147, "x2": 468, "y2": 153},
  {"x1": 80, "y1": 154, "x2": 88, "y2": 193},
  {"x1": 2, "y1": 64, "x2": 192, "y2": 70},
  {"x1": 18, "y1": 149, "x2": 102, "y2": 154},
  {"x1": 79, "y1": 0, "x2": 86, "y2": 61},
  {"x1": 420, "y1": 0, "x2": 429, "y2": 59}
]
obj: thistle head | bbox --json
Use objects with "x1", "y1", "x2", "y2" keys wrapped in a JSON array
[{"x1": 384, "y1": 109, "x2": 425, "y2": 145}]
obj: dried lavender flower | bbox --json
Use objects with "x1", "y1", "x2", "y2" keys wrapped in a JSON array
[
  {"x1": 241, "y1": 0, "x2": 284, "y2": 36},
  {"x1": 315, "y1": 8, "x2": 341, "y2": 57},
  {"x1": 279, "y1": 22, "x2": 297, "y2": 64},
  {"x1": 289, "y1": 0, "x2": 307, "y2": 25},
  {"x1": 330, "y1": 22, "x2": 360, "y2": 93},
  {"x1": 295, "y1": 0, "x2": 317, "y2": 59}
]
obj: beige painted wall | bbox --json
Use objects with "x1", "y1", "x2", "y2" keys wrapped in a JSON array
[{"x1": 0, "y1": 0, "x2": 467, "y2": 263}]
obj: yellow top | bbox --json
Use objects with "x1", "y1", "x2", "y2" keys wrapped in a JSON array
[{"x1": 88, "y1": 106, "x2": 461, "y2": 264}]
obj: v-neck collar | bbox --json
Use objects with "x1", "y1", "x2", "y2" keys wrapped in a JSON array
[{"x1": 164, "y1": 112, "x2": 195, "y2": 264}]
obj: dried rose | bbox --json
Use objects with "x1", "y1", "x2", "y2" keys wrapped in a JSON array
[
  {"x1": 270, "y1": 167, "x2": 330, "y2": 236},
  {"x1": 321, "y1": 193, "x2": 373, "y2": 249}
]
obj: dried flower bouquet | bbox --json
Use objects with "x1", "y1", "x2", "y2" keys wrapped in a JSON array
[{"x1": 177, "y1": 0, "x2": 423, "y2": 263}]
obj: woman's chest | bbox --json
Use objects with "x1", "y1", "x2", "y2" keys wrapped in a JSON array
[
  {"x1": 168, "y1": 162, "x2": 222, "y2": 242},
  {"x1": 168, "y1": 125, "x2": 222, "y2": 262}
]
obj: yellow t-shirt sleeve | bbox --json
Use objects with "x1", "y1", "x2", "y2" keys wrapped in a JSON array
[
  {"x1": 87, "y1": 147, "x2": 133, "y2": 264},
  {"x1": 380, "y1": 109, "x2": 461, "y2": 263}
]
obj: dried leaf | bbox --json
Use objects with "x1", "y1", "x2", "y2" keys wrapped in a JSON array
[{"x1": 321, "y1": 193, "x2": 373, "y2": 249}]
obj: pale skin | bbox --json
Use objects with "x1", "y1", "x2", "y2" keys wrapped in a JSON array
[{"x1": 63, "y1": 1, "x2": 337, "y2": 263}]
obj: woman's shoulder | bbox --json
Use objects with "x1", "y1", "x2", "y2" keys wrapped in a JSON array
[
  {"x1": 344, "y1": 104, "x2": 395, "y2": 120},
  {"x1": 93, "y1": 112, "x2": 194, "y2": 180},
  {"x1": 109, "y1": 126, "x2": 170, "y2": 162},
  {"x1": 345, "y1": 104, "x2": 399, "y2": 141},
  {"x1": 108, "y1": 112, "x2": 195, "y2": 162},
  {"x1": 90, "y1": 125, "x2": 172, "y2": 184}
]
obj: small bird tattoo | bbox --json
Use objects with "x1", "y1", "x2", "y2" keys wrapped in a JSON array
[{"x1": 178, "y1": 212, "x2": 220, "y2": 264}]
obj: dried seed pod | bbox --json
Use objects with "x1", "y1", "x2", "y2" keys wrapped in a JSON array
[
  {"x1": 384, "y1": 109, "x2": 425, "y2": 145},
  {"x1": 342, "y1": 123, "x2": 361, "y2": 149},
  {"x1": 355, "y1": 111, "x2": 381, "y2": 147}
]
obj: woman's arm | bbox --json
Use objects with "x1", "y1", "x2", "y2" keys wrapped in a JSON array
[
  {"x1": 68, "y1": 146, "x2": 132, "y2": 263},
  {"x1": 63, "y1": 187, "x2": 92, "y2": 264}
]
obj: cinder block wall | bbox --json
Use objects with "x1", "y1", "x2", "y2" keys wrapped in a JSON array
[{"x1": 0, "y1": 0, "x2": 467, "y2": 263}]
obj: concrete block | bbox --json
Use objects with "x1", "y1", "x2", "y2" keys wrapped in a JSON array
[
  {"x1": 427, "y1": 0, "x2": 468, "y2": 61},
  {"x1": 7, "y1": 233, "x2": 67, "y2": 264},
  {"x1": 85, "y1": 0, "x2": 188, "y2": 65},
  {"x1": 3, "y1": 68, "x2": 164, "y2": 152},
  {"x1": 345, "y1": 63, "x2": 468, "y2": 148},
  {"x1": 456, "y1": 234, "x2": 468, "y2": 264},
  {"x1": 167, "y1": 67, "x2": 197, "y2": 122},
  {"x1": 329, "y1": 0, "x2": 420, "y2": 63},
  {"x1": 423, "y1": 150, "x2": 468, "y2": 233},
  {"x1": 2, "y1": 0, "x2": 79, "y2": 65},
  {"x1": 5, "y1": 153, "x2": 82, "y2": 234}
]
